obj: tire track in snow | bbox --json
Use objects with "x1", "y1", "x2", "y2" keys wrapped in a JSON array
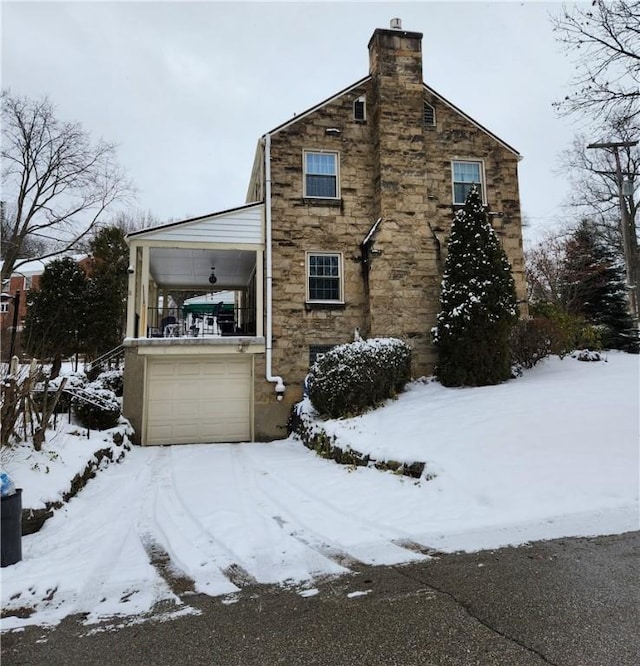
[
  {"x1": 70, "y1": 449, "x2": 172, "y2": 619},
  {"x1": 144, "y1": 446, "x2": 246, "y2": 594},
  {"x1": 224, "y1": 444, "x2": 347, "y2": 583},
  {"x1": 239, "y1": 444, "x2": 428, "y2": 567}
]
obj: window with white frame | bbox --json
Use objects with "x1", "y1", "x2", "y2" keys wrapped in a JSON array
[
  {"x1": 307, "y1": 252, "x2": 343, "y2": 303},
  {"x1": 423, "y1": 102, "x2": 435, "y2": 127},
  {"x1": 452, "y1": 160, "x2": 484, "y2": 205},
  {"x1": 0, "y1": 302, "x2": 9, "y2": 314},
  {"x1": 304, "y1": 151, "x2": 339, "y2": 199}
]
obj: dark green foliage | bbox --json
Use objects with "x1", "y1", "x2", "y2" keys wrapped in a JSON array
[
  {"x1": 529, "y1": 301, "x2": 604, "y2": 355},
  {"x1": 72, "y1": 386, "x2": 120, "y2": 430},
  {"x1": 435, "y1": 187, "x2": 519, "y2": 386},
  {"x1": 83, "y1": 226, "x2": 129, "y2": 359},
  {"x1": 307, "y1": 338, "x2": 412, "y2": 418},
  {"x1": 85, "y1": 363, "x2": 104, "y2": 382},
  {"x1": 23, "y1": 257, "x2": 88, "y2": 378},
  {"x1": 562, "y1": 220, "x2": 639, "y2": 353}
]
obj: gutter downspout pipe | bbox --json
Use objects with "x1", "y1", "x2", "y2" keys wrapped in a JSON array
[{"x1": 264, "y1": 133, "x2": 285, "y2": 398}]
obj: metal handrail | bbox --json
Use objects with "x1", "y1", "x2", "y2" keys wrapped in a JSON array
[{"x1": 87, "y1": 344, "x2": 125, "y2": 370}]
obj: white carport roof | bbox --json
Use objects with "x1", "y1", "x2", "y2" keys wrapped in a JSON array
[{"x1": 127, "y1": 203, "x2": 264, "y2": 290}]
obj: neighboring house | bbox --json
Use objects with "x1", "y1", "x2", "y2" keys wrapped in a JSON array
[
  {"x1": 122, "y1": 21, "x2": 527, "y2": 446},
  {"x1": 0, "y1": 255, "x2": 92, "y2": 360}
]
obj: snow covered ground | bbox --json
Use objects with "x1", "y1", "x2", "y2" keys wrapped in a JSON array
[{"x1": 1, "y1": 353, "x2": 638, "y2": 632}]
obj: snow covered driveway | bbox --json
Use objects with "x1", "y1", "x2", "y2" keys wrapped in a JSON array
[
  {"x1": 2, "y1": 354, "x2": 638, "y2": 631},
  {"x1": 2, "y1": 440, "x2": 432, "y2": 630}
]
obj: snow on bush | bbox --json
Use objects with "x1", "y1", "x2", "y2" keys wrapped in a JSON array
[
  {"x1": 307, "y1": 337, "x2": 411, "y2": 418},
  {"x1": 572, "y1": 349, "x2": 604, "y2": 362},
  {"x1": 72, "y1": 383, "x2": 121, "y2": 430},
  {"x1": 95, "y1": 369, "x2": 124, "y2": 397}
]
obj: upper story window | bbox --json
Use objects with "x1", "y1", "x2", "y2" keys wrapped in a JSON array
[
  {"x1": 423, "y1": 102, "x2": 435, "y2": 127},
  {"x1": 22, "y1": 276, "x2": 33, "y2": 291},
  {"x1": 304, "y1": 151, "x2": 339, "y2": 199},
  {"x1": 307, "y1": 252, "x2": 343, "y2": 303},
  {"x1": 452, "y1": 160, "x2": 485, "y2": 205},
  {"x1": 0, "y1": 302, "x2": 9, "y2": 314},
  {"x1": 353, "y1": 96, "x2": 366, "y2": 122}
]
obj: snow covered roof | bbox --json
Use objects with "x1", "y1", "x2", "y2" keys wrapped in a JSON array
[{"x1": 0, "y1": 254, "x2": 90, "y2": 278}]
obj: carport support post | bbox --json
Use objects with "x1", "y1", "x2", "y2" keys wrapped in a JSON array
[
  {"x1": 126, "y1": 244, "x2": 138, "y2": 338},
  {"x1": 138, "y1": 246, "x2": 150, "y2": 338}
]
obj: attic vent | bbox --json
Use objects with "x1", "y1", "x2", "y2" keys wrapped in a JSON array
[
  {"x1": 353, "y1": 96, "x2": 366, "y2": 122},
  {"x1": 390, "y1": 18, "x2": 402, "y2": 30},
  {"x1": 423, "y1": 101, "x2": 435, "y2": 127}
]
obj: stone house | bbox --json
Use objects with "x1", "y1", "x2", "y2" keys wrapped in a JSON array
[{"x1": 122, "y1": 22, "x2": 527, "y2": 445}]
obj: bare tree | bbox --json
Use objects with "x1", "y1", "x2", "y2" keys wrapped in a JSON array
[
  {"x1": 1, "y1": 91, "x2": 134, "y2": 282},
  {"x1": 558, "y1": 120, "x2": 639, "y2": 250},
  {"x1": 552, "y1": 1, "x2": 640, "y2": 127},
  {"x1": 526, "y1": 229, "x2": 572, "y2": 307},
  {"x1": 74, "y1": 209, "x2": 160, "y2": 253}
]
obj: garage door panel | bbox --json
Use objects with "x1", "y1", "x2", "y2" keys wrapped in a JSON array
[{"x1": 146, "y1": 356, "x2": 252, "y2": 445}]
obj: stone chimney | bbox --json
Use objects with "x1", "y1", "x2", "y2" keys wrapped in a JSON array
[
  {"x1": 368, "y1": 22, "x2": 424, "y2": 86},
  {"x1": 365, "y1": 22, "x2": 437, "y2": 371}
]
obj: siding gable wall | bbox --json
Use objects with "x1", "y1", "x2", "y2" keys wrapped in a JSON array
[{"x1": 130, "y1": 205, "x2": 264, "y2": 246}]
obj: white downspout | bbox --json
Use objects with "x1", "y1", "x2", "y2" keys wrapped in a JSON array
[{"x1": 264, "y1": 133, "x2": 285, "y2": 398}]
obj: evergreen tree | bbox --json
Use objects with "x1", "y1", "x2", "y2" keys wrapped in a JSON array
[
  {"x1": 23, "y1": 257, "x2": 88, "y2": 378},
  {"x1": 83, "y1": 226, "x2": 129, "y2": 359},
  {"x1": 562, "y1": 220, "x2": 639, "y2": 352},
  {"x1": 435, "y1": 186, "x2": 519, "y2": 386}
]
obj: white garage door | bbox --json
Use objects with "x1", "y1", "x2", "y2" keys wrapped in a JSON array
[{"x1": 146, "y1": 356, "x2": 252, "y2": 445}]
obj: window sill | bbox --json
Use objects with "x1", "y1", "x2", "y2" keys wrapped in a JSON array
[
  {"x1": 305, "y1": 302, "x2": 346, "y2": 311},
  {"x1": 452, "y1": 202, "x2": 489, "y2": 210},
  {"x1": 302, "y1": 198, "x2": 342, "y2": 207}
]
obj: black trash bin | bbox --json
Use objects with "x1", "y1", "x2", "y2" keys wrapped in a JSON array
[{"x1": 1, "y1": 489, "x2": 23, "y2": 567}]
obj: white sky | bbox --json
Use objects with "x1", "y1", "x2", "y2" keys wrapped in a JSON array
[{"x1": 1, "y1": 1, "x2": 586, "y2": 244}]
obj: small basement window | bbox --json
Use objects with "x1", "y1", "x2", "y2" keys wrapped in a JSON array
[
  {"x1": 353, "y1": 96, "x2": 366, "y2": 122},
  {"x1": 423, "y1": 102, "x2": 435, "y2": 127},
  {"x1": 309, "y1": 344, "x2": 335, "y2": 366}
]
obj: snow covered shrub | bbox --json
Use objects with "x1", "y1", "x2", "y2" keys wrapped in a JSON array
[
  {"x1": 572, "y1": 349, "x2": 603, "y2": 362},
  {"x1": 509, "y1": 318, "x2": 563, "y2": 368},
  {"x1": 435, "y1": 186, "x2": 519, "y2": 386},
  {"x1": 306, "y1": 338, "x2": 411, "y2": 418},
  {"x1": 72, "y1": 385, "x2": 121, "y2": 430},
  {"x1": 95, "y1": 370, "x2": 124, "y2": 397}
]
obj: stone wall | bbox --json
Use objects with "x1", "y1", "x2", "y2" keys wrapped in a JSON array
[{"x1": 252, "y1": 28, "x2": 527, "y2": 440}]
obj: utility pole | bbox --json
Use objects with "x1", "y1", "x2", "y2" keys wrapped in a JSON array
[{"x1": 587, "y1": 140, "x2": 639, "y2": 327}]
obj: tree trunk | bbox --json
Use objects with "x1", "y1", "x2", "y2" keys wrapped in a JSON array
[{"x1": 50, "y1": 354, "x2": 62, "y2": 380}]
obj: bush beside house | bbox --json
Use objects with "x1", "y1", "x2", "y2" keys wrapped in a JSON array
[{"x1": 306, "y1": 337, "x2": 412, "y2": 419}]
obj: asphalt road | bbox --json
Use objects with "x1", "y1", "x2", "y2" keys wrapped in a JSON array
[{"x1": 3, "y1": 531, "x2": 639, "y2": 666}]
